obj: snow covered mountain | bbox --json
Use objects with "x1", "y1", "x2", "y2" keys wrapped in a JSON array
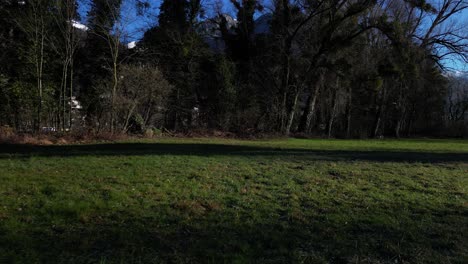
[
  {"x1": 253, "y1": 14, "x2": 272, "y2": 34},
  {"x1": 451, "y1": 71, "x2": 468, "y2": 78},
  {"x1": 198, "y1": 14, "x2": 238, "y2": 52},
  {"x1": 445, "y1": 70, "x2": 468, "y2": 79}
]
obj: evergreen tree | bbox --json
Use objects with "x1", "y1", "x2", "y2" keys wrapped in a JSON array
[
  {"x1": 140, "y1": 0, "x2": 206, "y2": 130},
  {"x1": 78, "y1": 0, "x2": 122, "y2": 129}
]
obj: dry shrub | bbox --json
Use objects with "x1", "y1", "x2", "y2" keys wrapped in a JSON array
[
  {"x1": 69, "y1": 130, "x2": 95, "y2": 142},
  {"x1": 0, "y1": 126, "x2": 15, "y2": 138},
  {"x1": 184, "y1": 129, "x2": 237, "y2": 138},
  {"x1": 144, "y1": 129, "x2": 154, "y2": 138},
  {"x1": 212, "y1": 130, "x2": 236, "y2": 138},
  {"x1": 171, "y1": 128, "x2": 288, "y2": 139},
  {"x1": 59, "y1": 131, "x2": 130, "y2": 143},
  {"x1": 37, "y1": 139, "x2": 54, "y2": 145},
  {"x1": 20, "y1": 135, "x2": 54, "y2": 145},
  {"x1": 1, "y1": 134, "x2": 53, "y2": 145},
  {"x1": 0, "y1": 134, "x2": 21, "y2": 144},
  {"x1": 0, "y1": 129, "x2": 133, "y2": 145},
  {"x1": 55, "y1": 138, "x2": 68, "y2": 145},
  {"x1": 0, "y1": 127, "x2": 289, "y2": 145},
  {"x1": 96, "y1": 132, "x2": 128, "y2": 141},
  {"x1": 0, "y1": 126, "x2": 15, "y2": 144}
]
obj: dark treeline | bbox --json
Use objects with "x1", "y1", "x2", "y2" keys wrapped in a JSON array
[{"x1": 0, "y1": 0, "x2": 467, "y2": 138}]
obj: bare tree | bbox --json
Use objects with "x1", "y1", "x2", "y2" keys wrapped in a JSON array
[
  {"x1": 117, "y1": 64, "x2": 173, "y2": 133},
  {"x1": 87, "y1": 0, "x2": 144, "y2": 133},
  {"x1": 447, "y1": 75, "x2": 468, "y2": 121},
  {"x1": 280, "y1": 0, "x2": 377, "y2": 135},
  {"x1": 12, "y1": 0, "x2": 52, "y2": 131},
  {"x1": 419, "y1": 0, "x2": 468, "y2": 66},
  {"x1": 50, "y1": 0, "x2": 81, "y2": 131}
]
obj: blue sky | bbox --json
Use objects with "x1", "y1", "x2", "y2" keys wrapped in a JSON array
[
  {"x1": 78, "y1": 0, "x2": 242, "y2": 24},
  {"x1": 78, "y1": 0, "x2": 467, "y2": 72},
  {"x1": 448, "y1": 7, "x2": 468, "y2": 72}
]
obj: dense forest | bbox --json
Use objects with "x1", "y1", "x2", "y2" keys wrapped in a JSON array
[{"x1": 0, "y1": 0, "x2": 467, "y2": 138}]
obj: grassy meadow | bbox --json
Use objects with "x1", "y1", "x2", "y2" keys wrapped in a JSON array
[{"x1": 0, "y1": 138, "x2": 467, "y2": 263}]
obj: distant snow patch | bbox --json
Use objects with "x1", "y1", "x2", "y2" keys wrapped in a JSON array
[
  {"x1": 453, "y1": 70, "x2": 468, "y2": 78},
  {"x1": 72, "y1": 20, "x2": 88, "y2": 31},
  {"x1": 445, "y1": 70, "x2": 468, "y2": 79},
  {"x1": 127, "y1": 41, "x2": 137, "y2": 49}
]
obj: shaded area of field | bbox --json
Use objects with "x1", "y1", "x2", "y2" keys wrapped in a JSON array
[
  {"x1": 0, "y1": 139, "x2": 467, "y2": 263},
  {"x1": 1, "y1": 142, "x2": 468, "y2": 163}
]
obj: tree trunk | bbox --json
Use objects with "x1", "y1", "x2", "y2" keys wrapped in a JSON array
[
  {"x1": 59, "y1": 60, "x2": 69, "y2": 131},
  {"x1": 373, "y1": 84, "x2": 387, "y2": 138},
  {"x1": 327, "y1": 78, "x2": 339, "y2": 138},
  {"x1": 174, "y1": 86, "x2": 180, "y2": 131},
  {"x1": 395, "y1": 104, "x2": 406, "y2": 139},
  {"x1": 278, "y1": 0, "x2": 292, "y2": 133},
  {"x1": 304, "y1": 72, "x2": 323, "y2": 133},
  {"x1": 36, "y1": 24, "x2": 45, "y2": 132},
  {"x1": 144, "y1": 102, "x2": 153, "y2": 127},
  {"x1": 345, "y1": 85, "x2": 353, "y2": 138},
  {"x1": 395, "y1": 119, "x2": 402, "y2": 138},
  {"x1": 63, "y1": 63, "x2": 67, "y2": 131},
  {"x1": 406, "y1": 107, "x2": 415, "y2": 137},
  {"x1": 69, "y1": 59, "x2": 74, "y2": 130},
  {"x1": 122, "y1": 103, "x2": 137, "y2": 134},
  {"x1": 284, "y1": 86, "x2": 300, "y2": 136},
  {"x1": 394, "y1": 83, "x2": 406, "y2": 139},
  {"x1": 279, "y1": 50, "x2": 291, "y2": 133},
  {"x1": 110, "y1": 60, "x2": 118, "y2": 134}
]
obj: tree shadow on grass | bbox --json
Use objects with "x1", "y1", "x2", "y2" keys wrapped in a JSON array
[
  {"x1": 0, "y1": 203, "x2": 466, "y2": 263},
  {"x1": 0, "y1": 142, "x2": 467, "y2": 163}
]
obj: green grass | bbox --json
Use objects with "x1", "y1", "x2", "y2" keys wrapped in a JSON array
[{"x1": 0, "y1": 138, "x2": 467, "y2": 263}]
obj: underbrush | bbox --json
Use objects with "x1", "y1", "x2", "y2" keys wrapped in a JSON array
[
  {"x1": 0, "y1": 126, "x2": 287, "y2": 145},
  {"x1": 1, "y1": 124, "x2": 467, "y2": 146},
  {"x1": 0, "y1": 129, "x2": 130, "y2": 145}
]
